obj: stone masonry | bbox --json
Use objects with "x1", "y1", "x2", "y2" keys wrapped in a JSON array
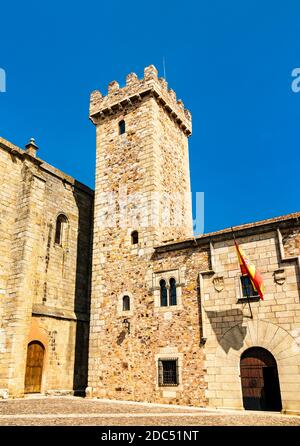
[
  {"x1": 87, "y1": 65, "x2": 300, "y2": 414},
  {"x1": 0, "y1": 137, "x2": 93, "y2": 398},
  {"x1": 0, "y1": 65, "x2": 299, "y2": 415},
  {"x1": 155, "y1": 213, "x2": 300, "y2": 414},
  {"x1": 87, "y1": 66, "x2": 206, "y2": 406}
]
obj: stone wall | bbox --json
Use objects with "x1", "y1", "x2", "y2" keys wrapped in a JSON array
[
  {"x1": 155, "y1": 99, "x2": 193, "y2": 242},
  {"x1": 88, "y1": 241, "x2": 210, "y2": 405},
  {"x1": 195, "y1": 219, "x2": 300, "y2": 414},
  {"x1": 0, "y1": 138, "x2": 93, "y2": 397},
  {"x1": 88, "y1": 66, "x2": 300, "y2": 411},
  {"x1": 0, "y1": 145, "x2": 23, "y2": 395},
  {"x1": 2, "y1": 64, "x2": 299, "y2": 413},
  {"x1": 88, "y1": 66, "x2": 202, "y2": 405}
]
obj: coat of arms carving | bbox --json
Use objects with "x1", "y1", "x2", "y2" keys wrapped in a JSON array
[
  {"x1": 273, "y1": 269, "x2": 286, "y2": 285},
  {"x1": 213, "y1": 276, "x2": 224, "y2": 292}
]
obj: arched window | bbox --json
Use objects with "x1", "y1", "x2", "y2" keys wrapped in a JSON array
[
  {"x1": 119, "y1": 119, "x2": 126, "y2": 135},
  {"x1": 160, "y1": 279, "x2": 168, "y2": 307},
  {"x1": 131, "y1": 230, "x2": 139, "y2": 245},
  {"x1": 55, "y1": 214, "x2": 68, "y2": 246},
  {"x1": 122, "y1": 295, "x2": 130, "y2": 312},
  {"x1": 169, "y1": 278, "x2": 177, "y2": 306}
]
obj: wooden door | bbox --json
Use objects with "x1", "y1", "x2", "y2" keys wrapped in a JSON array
[
  {"x1": 240, "y1": 347, "x2": 282, "y2": 411},
  {"x1": 24, "y1": 341, "x2": 44, "y2": 393}
]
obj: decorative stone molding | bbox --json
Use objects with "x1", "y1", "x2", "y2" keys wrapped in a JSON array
[
  {"x1": 152, "y1": 267, "x2": 185, "y2": 288},
  {"x1": 273, "y1": 268, "x2": 286, "y2": 285},
  {"x1": 213, "y1": 276, "x2": 224, "y2": 292},
  {"x1": 32, "y1": 304, "x2": 89, "y2": 322},
  {"x1": 277, "y1": 228, "x2": 300, "y2": 278},
  {"x1": 152, "y1": 268, "x2": 184, "y2": 311}
]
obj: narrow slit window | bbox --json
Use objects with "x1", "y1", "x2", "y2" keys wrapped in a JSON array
[
  {"x1": 160, "y1": 279, "x2": 168, "y2": 307},
  {"x1": 131, "y1": 231, "x2": 139, "y2": 245},
  {"x1": 55, "y1": 214, "x2": 68, "y2": 246},
  {"x1": 122, "y1": 295, "x2": 130, "y2": 312},
  {"x1": 119, "y1": 120, "x2": 126, "y2": 135},
  {"x1": 169, "y1": 278, "x2": 177, "y2": 306}
]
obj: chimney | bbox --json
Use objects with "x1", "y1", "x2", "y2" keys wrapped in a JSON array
[{"x1": 25, "y1": 137, "x2": 39, "y2": 157}]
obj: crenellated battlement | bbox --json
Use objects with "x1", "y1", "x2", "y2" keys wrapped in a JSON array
[{"x1": 89, "y1": 65, "x2": 192, "y2": 135}]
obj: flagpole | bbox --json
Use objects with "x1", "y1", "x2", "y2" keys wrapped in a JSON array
[{"x1": 231, "y1": 227, "x2": 253, "y2": 319}]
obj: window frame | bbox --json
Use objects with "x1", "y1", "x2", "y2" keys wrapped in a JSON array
[
  {"x1": 122, "y1": 295, "x2": 130, "y2": 312},
  {"x1": 54, "y1": 213, "x2": 69, "y2": 247},
  {"x1": 153, "y1": 269, "x2": 183, "y2": 312},
  {"x1": 158, "y1": 358, "x2": 179, "y2": 387},
  {"x1": 117, "y1": 291, "x2": 134, "y2": 316},
  {"x1": 169, "y1": 277, "x2": 177, "y2": 306},
  {"x1": 159, "y1": 279, "x2": 168, "y2": 307}
]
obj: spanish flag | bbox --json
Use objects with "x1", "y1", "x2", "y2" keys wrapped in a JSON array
[{"x1": 234, "y1": 239, "x2": 264, "y2": 300}]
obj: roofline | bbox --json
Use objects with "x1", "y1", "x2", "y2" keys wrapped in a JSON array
[
  {"x1": 0, "y1": 137, "x2": 94, "y2": 196},
  {"x1": 90, "y1": 87, "x2": 192, "y2": 137},
  {"x1": 155, "y1": 211, "x2": 300, "y2": 253}
]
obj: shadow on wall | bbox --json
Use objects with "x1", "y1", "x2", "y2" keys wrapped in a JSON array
[
  {"x1": 205, "y1": 310, "x2": 247, "y2": 353},
  {"x1": 72, "y1": 183, "x2": 94, "y2": 396}
]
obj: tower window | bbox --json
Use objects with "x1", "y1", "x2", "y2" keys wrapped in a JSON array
[
  {"x1": 241, "y1": 276, "x2": 257, "y2": 298},
  {"x1": 122, "y1": 295, "x2": 130, "y2": 312},
  {"x1": 131, "y1": 230, "x2": 139, "y2": 245},
  {"x1": 158, "y1": 359, "x2": 179, "y2": 386},
  {"x1": 160, "y1": 279, "x2": 168, "y2": 307},
  {"x1": 169, "y1": 278, "x2": 177, "y2": 306},
  {"x1": 55, "y1": 214, "x2": 68, "y2": 246},
  {"x1": 119, "y1": 120, "x2": 126, "y2": 135}
]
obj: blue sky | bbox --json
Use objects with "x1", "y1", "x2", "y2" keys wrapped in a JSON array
[{"x1": 1, "y1": 0, "x2": 300, "y2": 233}]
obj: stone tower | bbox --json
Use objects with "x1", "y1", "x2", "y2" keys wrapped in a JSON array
[{"x1": 87, "y1": 65, "x2": 194, "y2": 401}]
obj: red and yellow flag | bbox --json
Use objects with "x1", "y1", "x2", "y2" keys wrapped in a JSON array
[{"x1": 234, "y1": 239, "x2": 264, "y2": 300}]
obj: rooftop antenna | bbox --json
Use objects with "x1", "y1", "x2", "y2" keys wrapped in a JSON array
[{"x1": 163, "y1": 56, "x2": 167, "y2": 81}]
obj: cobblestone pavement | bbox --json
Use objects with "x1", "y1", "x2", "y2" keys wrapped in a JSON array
[{"x1": 0, "y1": 397, "x2": 299, "y2": 426}]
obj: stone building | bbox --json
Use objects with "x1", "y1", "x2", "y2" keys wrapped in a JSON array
[
  {"x1": 0, "y1": 136, "x2": 93, "y2": 398},
  {"x1": 87, "y1": 65, "x2": 300, "y2": 415},
  {"x1": 0, "y1": 65, "x2": 299, "y2": 415}
]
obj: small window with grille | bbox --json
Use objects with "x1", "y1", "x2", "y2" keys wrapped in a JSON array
[
  {"x1": 241, "y1": 275, "x2": 258, "y2": 298},
  {"x1": 158, "y1": 359, "x2": 179, "y2": 386}
]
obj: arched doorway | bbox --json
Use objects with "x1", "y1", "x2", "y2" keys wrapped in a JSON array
[
  {"x1": 24, "y1": 341, "x2": 45, "y2": 393},
  {"x1": 240, "y1": 347, "x2": 282, "y2": 411}
]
